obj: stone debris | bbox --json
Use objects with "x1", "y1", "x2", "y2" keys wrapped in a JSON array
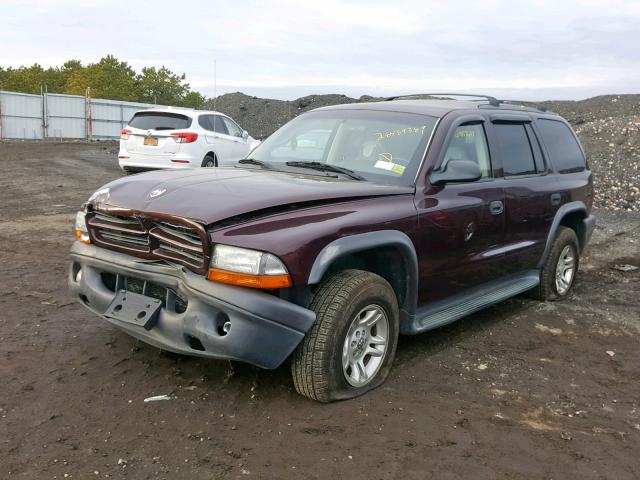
[{"x1": 611, "y1": 264, "x2": 639, "y2": 272}]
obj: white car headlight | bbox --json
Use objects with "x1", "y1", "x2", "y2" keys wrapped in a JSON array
[
  {"x1": 208, "y1": 244, "x2": 291, "y2": 289},
  {"x1": 75, "y1": 211, "x2": 91, "y2": 244}
]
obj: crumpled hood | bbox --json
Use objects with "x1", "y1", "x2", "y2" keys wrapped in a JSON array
[{"x1": 91, "y1": 167, "x2": 414, "y2": 225}]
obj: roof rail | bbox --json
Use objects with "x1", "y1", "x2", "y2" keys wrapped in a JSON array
[
  {"x1": 496, "y1": 99, "x2": 547, "y2": 112},
  {"x1": 385, "y1": 93, "x2": 500, "y2": 107}
]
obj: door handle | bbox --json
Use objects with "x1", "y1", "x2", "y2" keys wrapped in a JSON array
[
  {"x1": 489, "y1": 200, "x2": 504, "y2": 215},
  {"x1": 550, "y1": 193, "x2": 561, "y2": 206}
]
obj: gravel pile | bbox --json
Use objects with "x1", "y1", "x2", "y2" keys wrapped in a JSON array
[{"x1": 206, "y1": 93, "x2": 640, "y2": 212}]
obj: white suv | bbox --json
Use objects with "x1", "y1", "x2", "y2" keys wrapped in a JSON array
[{"x1": 118, "y1": 109, "x2": 259, "y2": 172}]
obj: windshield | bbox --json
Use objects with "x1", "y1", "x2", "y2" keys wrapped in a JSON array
[{"x1": 248, "y1": 109, "x2": 438, "y2": 185}]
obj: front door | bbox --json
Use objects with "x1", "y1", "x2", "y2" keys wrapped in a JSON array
[
  {"x1": 414, "y1": 121, "x2": 505, "y2": 303},
  {"x1": 221, "y1": 117, "x2": 250, "y2": 161}
]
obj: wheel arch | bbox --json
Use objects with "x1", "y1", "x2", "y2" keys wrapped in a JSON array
[
  {"x1": 538, "y1": 201, "x2": 589, "y2": 268},
  {"x1": 202, "y1": 151, "x2": 218, "y2": 166},
  {"x1": 307, "y1": 230, "x2": 419, "y2": 327}
]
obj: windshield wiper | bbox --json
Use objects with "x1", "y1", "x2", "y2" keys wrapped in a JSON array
[
  {"x1": 285, "y1": 161, "x2": 365, "y2": 181},
  {"x1": 237, "y1": 158, "x2": 272, "y2": 169}
]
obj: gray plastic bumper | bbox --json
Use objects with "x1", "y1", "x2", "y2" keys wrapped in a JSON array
[{"x1": 68, "y1": 242, "x2": 315, "y2": 369}]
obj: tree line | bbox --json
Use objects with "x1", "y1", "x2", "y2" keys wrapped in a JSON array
[{"x1": 0, "y1": 55, "x2": 206, "y2": 108}]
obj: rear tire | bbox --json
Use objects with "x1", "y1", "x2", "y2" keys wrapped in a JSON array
[
  {"x1": 201, "y1": 154, "x2": 217, "y2": 168},
  {"x1": 530, "y1": 226, "x2": 579, "y2": 301},
  {"x1": 291, "y1": 269, "x2": 399, "y2": 402}
]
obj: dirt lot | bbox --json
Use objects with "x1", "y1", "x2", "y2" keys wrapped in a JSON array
[{"x1": 1, "y1": 142, "x2": 639, "y2": 480}]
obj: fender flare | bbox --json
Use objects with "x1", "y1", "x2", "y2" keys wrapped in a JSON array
[
  {"x1": 307, "y1": 230, "x2": 419, "y2": 324},
  {"x1": 538, "y1": 201, "x2": 588, "y2": 269}
]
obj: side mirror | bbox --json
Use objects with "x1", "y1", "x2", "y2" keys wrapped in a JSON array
[
  {"x1": 242, "y1": 130, "x2": 249, "y2": 140},
  {"x1": 430, "y1": 160, "x2": 482, "y2": 185}
]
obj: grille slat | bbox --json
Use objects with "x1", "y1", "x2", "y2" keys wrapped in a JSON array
[
  {"x1": 101, "y1": 231, "x2": 150, "y2": 246},
  {"x1": 88, "y1": 211, "x2": 207, "y2": 272}
]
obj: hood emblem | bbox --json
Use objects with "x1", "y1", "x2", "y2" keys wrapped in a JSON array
[{"x1": 149, "y1": 188, "x2": 167, "y2": 199}]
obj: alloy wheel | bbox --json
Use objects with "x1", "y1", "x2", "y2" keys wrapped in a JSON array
[{"x1": 342, "y1": 304, "x2": 389, "y2": 387}]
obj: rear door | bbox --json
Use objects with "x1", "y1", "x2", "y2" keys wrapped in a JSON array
[
  {"x1": 124, "y1": 111, "x2": 191, "y2": 156},
  {"x1": 199, "y1": 115, "x2": 234, "y2": 161},
  {"x1": 415, "y1": 117, "x2": 506, "y2": 302},
  {"x1": 487, "y1": 116, "x2": 559, "y2": 273}
]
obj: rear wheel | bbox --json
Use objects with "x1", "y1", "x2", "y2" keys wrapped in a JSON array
[
  {"x1": 201, "y1": 154, "x2": 217, "y2": 168},
  {"x1": 531, "y1": 226, "x2": 579, "y2": 301},
  {"x1": 291, "y1": 269, "x2": 399, "y2": 402}
]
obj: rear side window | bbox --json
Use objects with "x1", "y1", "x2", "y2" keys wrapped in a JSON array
[
  {"x1": 129, "y1": 112, "x2": 191, "y2": 130},
  {"x1": 212, "y1": 115, "x2": 228, "y2": 134},
  {"x1": 537, "y1": 119, "x2": 586, "y2": 173},
  {"x1": 494, "y1": 123, "x2": 536, "y2": 176}
]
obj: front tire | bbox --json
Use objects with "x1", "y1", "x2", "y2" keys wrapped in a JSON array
[
  {"x1": 291, "y1": 269, "x2": 399, "y2": 402},
  {"x1": 531, "y1": 226, "x2": 580, "y2": 301}
]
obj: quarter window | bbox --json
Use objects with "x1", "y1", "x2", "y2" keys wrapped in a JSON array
[
  {"x1": 442, "y1": 123, "x2": 491, "y2": 178},
  {"x1": 494, "y1": 123, "x2": 536, "y2": 176},
  {"x1": 537, "y1": 119, "x2": 586, "y2": 173}
]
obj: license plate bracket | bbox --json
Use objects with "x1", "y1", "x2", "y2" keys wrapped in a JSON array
[
  {"x1": 105, "y1": 290, "x2": 161, "y2": 330},
  {"x1": 144, "y1": 137, "x2": 158, "y2": 146}
]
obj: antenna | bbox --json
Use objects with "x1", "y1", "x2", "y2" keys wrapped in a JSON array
[{"x1": 213, "y1": 59, "x2": 217, "y2": 112}]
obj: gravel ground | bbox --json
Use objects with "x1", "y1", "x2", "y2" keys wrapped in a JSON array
[
  {"x1": 0, "y1": 142, "x2": 639, "y2": 479},
  {"x1": 208, "y1": 93, "x2": 640, "y2": 212}
]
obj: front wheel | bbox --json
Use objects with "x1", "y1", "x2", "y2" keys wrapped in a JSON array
[{"x1": 291, "y1": 269, "x2": 399, "y2": 402}]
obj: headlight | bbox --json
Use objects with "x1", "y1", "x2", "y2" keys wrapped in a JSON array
[
  {"x1": 208, "y1": 244, "x2": 292, "y2": 289},
  {"x1": 74, "y1": 211, "x2": 91, "y2": 244}
]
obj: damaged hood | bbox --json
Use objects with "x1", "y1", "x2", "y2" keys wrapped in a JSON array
[{"x1": 90, "y1": 167, "x2": 413, "y2": 225}]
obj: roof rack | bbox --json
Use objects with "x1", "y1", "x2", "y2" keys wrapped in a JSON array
[
  {"x1": 385, "y1": 93, "x2": 500, "y2": 107},
  {"x1": 495, "y1": 99, "x2": 547, "y2": 112}
]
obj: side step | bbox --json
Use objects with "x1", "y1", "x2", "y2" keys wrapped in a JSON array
[{"x1": 403, "y1": 270, "x2": 540, "y2": 335}]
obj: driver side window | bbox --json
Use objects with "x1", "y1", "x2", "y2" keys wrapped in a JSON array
[{"x1": 442, "y1": 123, "x2": 491, "y2": 178}]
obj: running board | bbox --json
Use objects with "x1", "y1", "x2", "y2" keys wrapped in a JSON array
[{"x1": 402, "y1": 271, "x2": 540, "y2": 335}]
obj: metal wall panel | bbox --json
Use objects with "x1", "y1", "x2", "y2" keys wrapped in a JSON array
[
  {"x1": 47, "y1": 93, "x2": 86, "y2": 139},
  {"x1": 0, "y1": 91, "x2": 43, "y2": 139},
  {"x1": 0, "y1": 89, "x2": 175, "y2": 140}
]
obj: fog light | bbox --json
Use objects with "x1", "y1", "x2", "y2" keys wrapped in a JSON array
[{"x1": 222, "y1": 321, "x2": 231, "y2": 334}]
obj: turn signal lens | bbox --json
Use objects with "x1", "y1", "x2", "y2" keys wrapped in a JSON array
[
  {"x1": 207, "y1": 269, "x2": 292, "y2": 289},
  {"x1": 75, "y1": 211, "x2": 91, "y2": 244}
]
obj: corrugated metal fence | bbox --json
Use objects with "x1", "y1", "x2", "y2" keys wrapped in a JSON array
[{"x1": 0, "y1": 89, "x2": 173, "y2": 140}]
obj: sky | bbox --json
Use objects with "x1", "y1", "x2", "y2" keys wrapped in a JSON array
[{"x1": 1, "y1": 0, "x2": 639, "y2": 100}]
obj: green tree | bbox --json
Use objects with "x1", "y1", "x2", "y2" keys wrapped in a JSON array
[
  {"x1": 0, "y1": 64, "x2": 46, "y2": 94},
  {"x1": 181, "y1": 91, "x2": 206, "y2": 108},
  {"x1": 135, "y1": 66, "x2": 191, "y2": 105},
  {"x1": 65, "y1": 55, "x2": 137, "y2": 101}
]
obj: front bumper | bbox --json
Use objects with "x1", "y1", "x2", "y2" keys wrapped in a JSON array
[{"x1": 69, "y1": 242, "x2": 315, "y2": 369}]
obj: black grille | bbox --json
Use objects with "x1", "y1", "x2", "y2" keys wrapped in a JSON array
[{"x1": 87, "y1": 211, "x2": 208, "y2": 273}]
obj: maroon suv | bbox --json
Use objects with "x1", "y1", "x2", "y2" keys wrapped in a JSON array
[{"x1": 69, "y1": 94, "x2": 595, "y2": 402}]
